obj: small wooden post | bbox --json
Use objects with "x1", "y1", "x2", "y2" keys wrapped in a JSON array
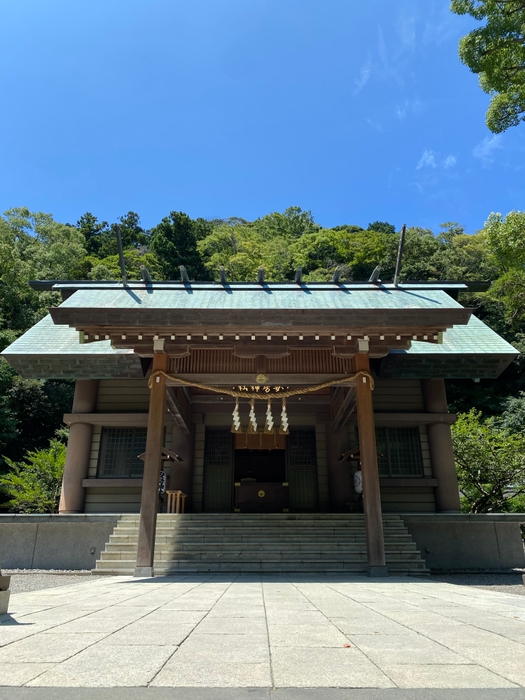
[
  {"x1": 134, "y1": 353, "x2": 168, "y2": 577},
  {"x1": 354, "y1": 351, "x2": 388, "y2": 577}
]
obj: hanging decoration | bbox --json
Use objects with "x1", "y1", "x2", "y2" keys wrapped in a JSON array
[
  {"x1": 280, "y1": 397, "x2": 289, "y2": 435},
  {"x1": 231, "y1": 398, "x2": 242, "y2": 434},
  {"x1": 248, "y1": 398, "x2": 258, "y2": 434},
  {"x1": 264, "y1": 399, "x2": 274, "y2": 434},
  {"x1": 150, "y1": 369, "x2": 375, "y2": 438}
]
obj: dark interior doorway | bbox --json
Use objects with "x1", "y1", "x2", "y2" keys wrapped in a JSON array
[{"x1": 234, "y1": 449, "x2": 286, "y2": 483}]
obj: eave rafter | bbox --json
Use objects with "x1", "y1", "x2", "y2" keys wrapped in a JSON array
[{"x1": 76, "y1": 330, "x2": 444, "y2": 359}]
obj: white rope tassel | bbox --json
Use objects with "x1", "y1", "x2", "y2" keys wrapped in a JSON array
[
  {"x1": 280, "y1": 398, "x2": 289, "y2": 435},
  {"x1": 248, "y1": 398, "x2": 258, "y2": 434},
  {"x1": 264, "y1": 399, "x2": 274, "y2": 433},
  {"x1": 231, "y1": 398, "x2": 241, "y2": 433}
]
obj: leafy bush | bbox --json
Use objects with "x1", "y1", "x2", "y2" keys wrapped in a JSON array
[
  {"x1": 451, "y1": 409, "x2": 525, "y2": 513},
  {"x1": 0, "y1": 439, "x2": 65, "y2": 513}
]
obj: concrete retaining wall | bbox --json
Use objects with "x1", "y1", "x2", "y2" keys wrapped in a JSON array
[
  {"x1": 0, "y1": 515, "x2": 120, "y2": 570},
  {"x1": 402, "y1": 513, "x2": 525, "y2": 571},
  {"x1": 2, "y1": 513, "x2": 524, "y2": 572}
]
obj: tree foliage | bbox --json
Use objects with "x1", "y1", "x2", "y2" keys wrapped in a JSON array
[
  {"x1": 451, "y1": 0, "x2": 525, "y2": 132},
  {"x1": 0, "y1": 439, "x2": 66, "y2": 513},
  {"x1": 451, "y1": 409, "x2": 525, "y2": 512},
  {"x1": 151, "y1": 212, "x2": 210, "y2": 280}
]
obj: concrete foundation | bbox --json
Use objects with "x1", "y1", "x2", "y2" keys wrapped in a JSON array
[
  {"x1": 0, "y1": 515, "x2": 119, "y2": 570},
  {"x1": 2, "y1": 513, "x2": 524, "y2": 572},
  {"x1": 403, "y1": 513, "x2": 525, "y2": 571}
]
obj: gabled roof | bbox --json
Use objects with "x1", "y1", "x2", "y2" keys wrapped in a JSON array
[
  {"x1": 48, "y1": 283, "x2": 471, "y2": 333},
  {"x1": 1, "y1": 315, "x2": 144, "y2": 379},
  {"x1": 380, "y1": 315, "x2": 518, "y2": 379},
  {"x1": 1, "y1": 313, "x2": 518, "y2": 381}
]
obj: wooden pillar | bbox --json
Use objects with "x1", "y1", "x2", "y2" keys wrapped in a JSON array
[
  {"x1": 59, "y1": 380, "x2": 99, "y2": 514},
  {"x1": 354, "y1": 352, "x2": 387, "y2": 576},
  {"x1": 422, "y1": 379, "x2": 461, "y2": 512},
  {"x1": 134, "y1": 353, "x2": 168, "y2": 577}
]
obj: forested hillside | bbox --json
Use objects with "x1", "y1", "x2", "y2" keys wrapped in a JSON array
[{"x1": 1, "y1": 205, "x2": 525, "y2": 512}]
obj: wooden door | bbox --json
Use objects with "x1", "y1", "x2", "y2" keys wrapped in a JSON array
[
  {"x1": 203, "y1": 428, "x2": 233, "y2": 512},
  {"x1": 287, "y1": 428, "x2": 319, "y2": 511}
]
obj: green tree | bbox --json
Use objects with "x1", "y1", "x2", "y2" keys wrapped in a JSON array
[
  {"x1": 251, "y1": 206, "x2": 318, "y2": 239},
  {"x1": 367, "y1": 221, "x2": 396, "y2": 235},
  {"x1": 451, "y1": 409, "x2": 525, "y2": 512},
  {"x1": 151, "y1": 212, "x2": 210, "y2": 280},
  {"x1": 451, "y1": 0, "x2": 525, "y2": 132},
  {"x1": 289, "y1": 228, "x2": 393, "y2": 281},
  {"x1": 0, "y1": 208, "x2": 85, "y2": 333},
  {"x1": 483, "y1": 210, "x2": 525, "y2": 324},
  {"x1": 0, "y1": 439, "x2": 66, "y2": 513}
]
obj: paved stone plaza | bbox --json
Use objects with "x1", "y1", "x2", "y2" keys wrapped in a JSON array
[{"x1": 2, "y1": 574, "x2": 525, "y2": 691}]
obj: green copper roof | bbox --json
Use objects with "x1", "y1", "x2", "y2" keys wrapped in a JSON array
[
  {"x1": 1, "y1": 313, "x2": 518, "y2": 381},
  {"x1": 1, "y1": 315, "x2": 143, "y2": 379},
  {"x1": 379, "y1": 316, "x2": 518, "y2": 379},
  {"x1": 53, "y1": 285, "x2": 466, "y2": 312},
  {"x1": 49, "y1": 285, "x2": 472, "y2": 334}
]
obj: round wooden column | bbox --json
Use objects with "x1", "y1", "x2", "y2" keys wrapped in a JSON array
[
  {"x1": 134, "y1": 354, "x2": 168, "y2": 577},
  {"x1": 422, "y1": 379, "x2": 461, "y2": 512},
  {"x1": 354, "y1": 353, "x2": 387, "y2": 577},
  {"x1": 59, "y1": 380, "x2": 99, "y2": 514}
]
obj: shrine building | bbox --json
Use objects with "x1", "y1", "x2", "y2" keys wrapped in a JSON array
[{"x1": 1, "y1": 275, "x2": 519, "y2": 576}]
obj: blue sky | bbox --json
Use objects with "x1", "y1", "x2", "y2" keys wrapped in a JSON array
[{"x1": 1, "y1": 0, "x2": 523, "y2": 234}]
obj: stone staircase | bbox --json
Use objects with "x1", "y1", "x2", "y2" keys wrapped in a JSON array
[{"x1": 94, "y1": 513, "x2": 429, "y2": 575}]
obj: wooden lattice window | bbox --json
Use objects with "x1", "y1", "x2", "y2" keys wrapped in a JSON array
[
  {"x1": 203, "y1": 428, "x2": 233, "y2": 512},
  {"x1": 376, "y1": 427, "x2": 423, "y2": 477},
  {"x1": 287, "y1": 428, "x2": 318, "y2": 511},
  {"x1": 97, "y1": 427, "x2": 148, "y2": 478}
]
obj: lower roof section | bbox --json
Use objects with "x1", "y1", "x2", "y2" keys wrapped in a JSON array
[
  {"x1": 1, "y1": 313, "x2": 519, "y2": 381},
  {"x1": 1, "y1": 315, "x2": 144, "y2": 379},
  {"x1": 379, "y1": 315, "x2": 518, "y2": 379}
]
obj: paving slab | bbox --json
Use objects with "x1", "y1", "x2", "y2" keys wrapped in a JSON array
[
  {"x1": 2, "y1": 689, "x2": 525, "y2": 699},
  {"x1": 380, "y1": 663, "x2": 519, "y2": 688},
  {"x1": 3, "y1": 573, "x2": 525, "y2": 689}
]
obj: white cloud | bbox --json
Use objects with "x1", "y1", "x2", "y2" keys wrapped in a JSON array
[
  {"x1": 416, "y1": 150, "x2": 438, "y2": 169},
  {"x1": 473, "y1": 134, "x2": 502, "y2": 160},
  {"x1": 397, "y1": 10, "x2": 416, "y2": 51},
  {"x1": 354, "y1": 58, "x2": 372, "y2": 94},
  {"x1": 443, "y1": 155, "x2": 456, "y2": 168},
  {"x1": 396, "y1": 98, "x2": 423, "y2": 120},
  {"x1": 377, "y1": 25, "x2": 388, "y2": 68}
]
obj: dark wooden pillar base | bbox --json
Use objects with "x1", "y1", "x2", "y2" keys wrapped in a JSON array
[
  {"x1": 422, "y1": 379, "x2": 461, "y2": 512},
  {"x1": 59, "y1": 380, "x2": 99, "y2": 514},
  {"x1": 354, "y1": 352, "x2": 387, "y2": 575},
  {"x1": 134, "y1": 353, "x2": 168, "y2": 577}
]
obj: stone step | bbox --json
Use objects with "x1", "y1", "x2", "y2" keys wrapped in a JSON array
[
  {"x1": 111, "y1": 526, "x2": 408, "y2": 535},
  {"x1": 117, "y1": 514, "x2": 403, "y2": 521},
  {"x1": 94, "y1": 514, "x2": 429, "y2": 577},
  {"x1": 110, "y1": 532, "x2": 411, "y2": 545},
  {"x1": 94, "y1": 560, "x2": 429, "y2": 575},
  {"x1": 99, "y1": 549, "x2": 423, "y2": 562},
  {"x1": 104, "y1": 541, "x2": 418, "y2": 551}
]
